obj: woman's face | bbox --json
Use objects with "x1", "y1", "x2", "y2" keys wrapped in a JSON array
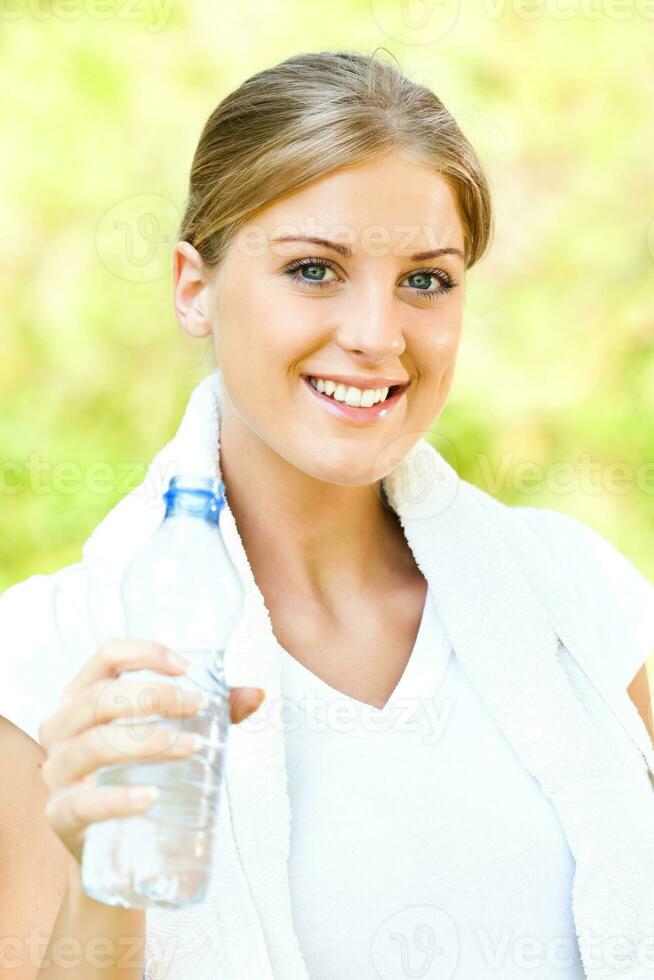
[{"x1": 181, "y1": 149, "x2": 466, "y2": 487}]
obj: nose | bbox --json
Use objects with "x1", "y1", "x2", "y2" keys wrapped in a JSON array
[{"x1": 334, "y1": 288, "x2": 406, "y2": 363}]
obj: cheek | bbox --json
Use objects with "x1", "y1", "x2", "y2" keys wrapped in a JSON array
[
  {"x1": 410, "y1": 321, "x2": 461, "y2": 414},
  {"x1": 217, "y1": 323, "x2": 299, "y2": 426},
  {"x1": 432, "y1": 311, "x2": 462, "y2": 353},
  {"x1": 412, "y1": 314, "x2": 461, "y2": 372},
  {"x1": 214, "y1": 270, "x2": 275, "y2": 347}
]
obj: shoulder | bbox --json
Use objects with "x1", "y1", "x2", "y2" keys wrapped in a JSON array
[
  {"x1": 509, "y1": 504, "x2": 654, "y2": 690},
  {"x1": 0, "y1": 563, "x2": 98, "y2": 745},
  {"x1": 511, "y1": 503, "x2": 652, "y2": 597}
]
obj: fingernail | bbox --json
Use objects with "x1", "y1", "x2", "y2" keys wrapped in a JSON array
[
  {"x1": 239, "y1": 699, "x2": 261, "y2": 719},
  {"x1": 166, "y1": 650, "x2": 190, "y2": 670}
]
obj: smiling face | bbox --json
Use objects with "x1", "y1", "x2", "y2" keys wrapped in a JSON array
[{"x1": 183, "y1": 149, "x2": 466, "y2": 488}]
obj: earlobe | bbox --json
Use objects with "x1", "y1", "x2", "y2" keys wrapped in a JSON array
[
  {"x1": 174, "y1": 290, "x2": 213, "y2": 338},
  {"x1": 179, "y1": 304, "x2": 213, "y2": 339}
]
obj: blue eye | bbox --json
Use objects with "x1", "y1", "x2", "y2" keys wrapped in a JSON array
[
  {"x1": 283, "y1": 257, "x2": 457, "y2": 300},
  {"x1": 283, "y1": 258, "x2": 337, "y2": 288}
]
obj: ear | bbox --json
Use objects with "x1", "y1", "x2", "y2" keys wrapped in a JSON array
[{"x1": 173, "y1": 241, "x2": 214, "y2": 338}]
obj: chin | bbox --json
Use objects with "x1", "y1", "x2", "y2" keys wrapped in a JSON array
[{"x1": 294, "y1": 456, "x2": 382, "y2": 488}]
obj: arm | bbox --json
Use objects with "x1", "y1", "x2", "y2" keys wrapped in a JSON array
[
  {"x1": 627, "y1": 663, "x2": 654, "y2": 742},
  {"x1": 0, "y1": 717, "x2": 144, "y2": 980},
  {"x1": 0, "y1": 716, "x2": 71, "y2": 980},
  {"x1": 36, "y1": 862, "x2": 144, "y2": 979}
]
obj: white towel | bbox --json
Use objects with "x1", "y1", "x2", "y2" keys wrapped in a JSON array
[{"x1": 79, "y1": 369, "x2": 654, "y2": 980}]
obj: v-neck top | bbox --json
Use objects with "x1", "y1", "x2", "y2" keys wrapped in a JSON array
[
  {"x1": 278, "y1": 584, "x2": 586, "y2": 979},
  {"x1": 279, "y1": 582, "x2": 445, "y2": 717}
]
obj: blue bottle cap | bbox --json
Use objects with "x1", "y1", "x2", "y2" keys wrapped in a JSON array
[
  {"x1": 163, "y1": 474, "x2": 226, "y2": 525},
  {"x1": 165, "y1": 475, "x2": 225, "y2": 498}
]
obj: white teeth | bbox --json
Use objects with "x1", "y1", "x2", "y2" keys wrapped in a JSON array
[{"x1": 308, "y1": 377, "x2": 392, "y2": 407}]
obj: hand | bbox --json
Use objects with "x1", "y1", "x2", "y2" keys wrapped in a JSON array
[{"x1": 38, "y1": 639, "x2": 265, "y2": 865}]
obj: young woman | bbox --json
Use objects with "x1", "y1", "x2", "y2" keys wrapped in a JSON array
[{"x1": 1, "y1": 49, "x2": 653, "y2": 980}]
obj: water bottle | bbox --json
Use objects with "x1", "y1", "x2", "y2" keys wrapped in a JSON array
[{"x1": 81, "y1": 474, "x2": 244, "y2": 910}]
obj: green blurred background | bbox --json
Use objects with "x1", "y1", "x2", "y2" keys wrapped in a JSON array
[{"x1": 1, "y1": 2, "x2": 652, "y2": 632}]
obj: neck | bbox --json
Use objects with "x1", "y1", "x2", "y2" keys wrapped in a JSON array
[{"x1": 217, "y1": 401, "x2": 413, "y2": 613}]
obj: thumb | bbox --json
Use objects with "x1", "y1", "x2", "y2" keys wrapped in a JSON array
[{"x1": 229, "y1": 687, "x2": 266, "y2": 724}]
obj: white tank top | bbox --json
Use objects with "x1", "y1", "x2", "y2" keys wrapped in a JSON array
[{"x1": 278, "y1": 585, "x2": 586, "y2": 979}]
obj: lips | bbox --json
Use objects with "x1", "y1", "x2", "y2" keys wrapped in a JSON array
[{"x1": 301, "y1": 375, "x2": 408, "y2": 424}]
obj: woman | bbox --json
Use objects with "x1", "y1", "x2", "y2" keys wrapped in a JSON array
[{"x1": 1, "y1": 50, "x2": 654, "y2": 980}]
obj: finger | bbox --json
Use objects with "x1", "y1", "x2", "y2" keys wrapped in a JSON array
[
  {"x1": 41, "y1": 722, "x2": 203, "y2": 793},
  {"x1": 42, "y1": 678, "x2": 208, "y2": 746},
  {"x1": 44, "y1": 781, "x2": 160, "y2": 848},
  {"x1": 60, "y1": 640, "x2": 190, "y2": 704},
  {"x1": 230, "y1": 687, "x2": 266, "y2": 724}
]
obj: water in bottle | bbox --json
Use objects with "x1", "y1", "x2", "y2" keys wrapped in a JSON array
[{"x1": 81, "y1": 474, "x2": 244, "y2": 910}]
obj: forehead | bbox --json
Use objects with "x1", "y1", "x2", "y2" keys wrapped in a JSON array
[{"x1": 246, "y1": 151, "x2": 465, "y2": 257}]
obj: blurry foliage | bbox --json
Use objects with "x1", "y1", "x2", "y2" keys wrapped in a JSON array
[{"x1": 1, "y1": 1, "x2": 653, "y2": 615}]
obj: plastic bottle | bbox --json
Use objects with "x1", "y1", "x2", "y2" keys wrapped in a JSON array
[{"x1": 81, "y1": 474, "x2": 244, "y2": 910}]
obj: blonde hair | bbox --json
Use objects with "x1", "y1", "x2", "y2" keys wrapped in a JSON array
[{"x1": 177, "y1": 48, "x2": 494, "y2": 271}]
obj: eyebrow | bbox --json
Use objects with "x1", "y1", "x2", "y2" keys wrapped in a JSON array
[{"x1": 269, "y1": 234, "x2": 465, "y2": 262}]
